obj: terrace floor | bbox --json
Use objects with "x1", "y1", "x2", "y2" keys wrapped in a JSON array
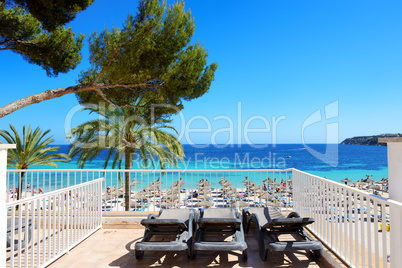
[{"x1": 48, "y1": 227, "x2": 330, "y2": 268}]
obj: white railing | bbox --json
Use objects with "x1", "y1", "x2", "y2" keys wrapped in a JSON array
[
  {"x1": 5, "y1": 168, "x2": 400, "y2": 267},
  {"x1": 5, "y1": 178, "x2": 103, "y2": 268},
  {"x1": 292, "y1": 168, "x2": 399, "y2": 268},
  {"x1": 7, "y1": 169, "x2": 294, "y2": 214}
]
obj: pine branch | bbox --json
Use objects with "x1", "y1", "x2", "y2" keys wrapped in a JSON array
[{"x1": 0, "y1": 83, "x2": 149, "y2": 118}]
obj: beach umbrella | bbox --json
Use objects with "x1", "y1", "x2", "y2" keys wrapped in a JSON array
[
  {"x1": 226, "y1": 190, "x2": 238, "y2": 197},
  {"x1": 352, "y1": 182, "x2": 362, "y2": 188},
  {"x1": 220, "y1": 177, "x2": 230, "y2": 185},
  {"x1": 283, "y1": 189, "x2": 293, "y2": 194},
  {"x1": 198, "y1": 178, "x2": 210, "y2": 184},
  {"x1": 198, "y1": 200, "x2": 213, "y2": 207},
  {"x1": 341, "y1": 178, "x2": 353, "y2": 184},
  {"x1": 244, "y1": 182, "x2": 255, "y2": 189},
  {"x1": 246, "y1": 185, "x2": 257, "y2": 192},
  {"x1": 227, "y1": 191, "x2": 243, "y2": 199},
  {"x1": 253, "y1": 187, "x2": 264, "y2": 194},
  {"x1": 198, "y1": 187, "x2": 210, "y2": 194},
  {"x1": 365, "y1": 178, "x2": 375, "y2": 184},
  {"x1": 166, "y1": 194, "x2": 179, "y2": 201},
  {"x1": 167, "y1": 189, "x2": 180, "y2": 195},
  {"x1": 197, "y1": 180, "x2": 211, "y2": 187},
  {"x1": 368, "y1": 184, "x2": 381, "y2": 190},
  {"x1": 242, "y1": 176, "x2": 250, "y2": 183},
  {"x1": 271, "y1": 181, "x2": 281, "y2": 187},
  {"x1": 108, "y1": 186, "x2": 124, "y2": 196},
  {"x1": 150, "y1": 181, "x2": 163, "y2": 188},
  {"x1": 356, "y1": 182, "x2": 366, "y2": 188},
  {"x1": 220, "y1": 180, "x2": 231, "y2": 187},
  {"x1": 173, "y1": 178, "x2": 186, "y2": 186},
  {"x1": 170, "y1": 183, "x2": 182, "y2": 190},
  {"x1": 259, "y1": 192, "x2": 275, "y2": 203},
  {"x1": 198, "y1": 194, "x2": 213, "y2": 200},
  {"x1": 230, "y1": 199, "x2": 249, "y2": 208},
  {"x1": 132, "y1": 191, "x2": 146, "y2": 200},
  {"x1": 152, "y1": 177, "x2": 165, "y2": 186},
  {"x1": 276, "y1": 184, "x2": 287, "y2": 192},
  {"x1": 144, "y1": 183, "x2": 158, "y2": 191},
  {"x1": 225, "y1": 187, "x2": 237, "y2": 194},
  {"x1": 263, "y1": 177, "x2": 273, "y2": 183},
  {"x1": 197, "y1": 186, "x2": 207, "y2": 192}
]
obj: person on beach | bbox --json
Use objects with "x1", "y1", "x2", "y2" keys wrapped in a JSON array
[
  {"x1": 193, "y1": 190, "x2": 198, "y2": 198},
  {"x1": 107, "y1": 186, "x2": 111, "y2": 194},
  {"x1": 38, "y1": 188, "x2": 44, "y2": 194},
  {"x1": 27, "y1": 183, "x2": 30, "y2": 190}
]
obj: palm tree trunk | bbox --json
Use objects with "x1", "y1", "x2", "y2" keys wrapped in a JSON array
[
  {"x1": 124, "y1": 151, "x2": 131, "y2": 211},
  {"x1": 16, "y1": 171, "x2": 25, "y2": 210}
]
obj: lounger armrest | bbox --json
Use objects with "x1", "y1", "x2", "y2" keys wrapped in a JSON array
[
  {"x1": 263, "y1": 217, "x2": 315, "y2": 229},
  {"x1": 242, "y1": 208, "x2": 250, "y2": 215},
  {"x1": 147, "y1": 214, "x2": 157, "y2": 220},
  {"x1": 235, "y1": 211, "x2": 241, "y2": 219},
  {"x1": 287, "y1": 212, "x2": 301, "y2": 218},
  {"x1": 141, "y1": 219, "x2": 187, "y2": 230}
]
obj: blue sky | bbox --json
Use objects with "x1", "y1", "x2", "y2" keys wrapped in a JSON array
[{"x1": 1, "y1": 0, "x2": 402, "y2": 145}]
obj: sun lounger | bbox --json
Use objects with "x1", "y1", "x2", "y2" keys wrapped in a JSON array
[
  {"x1": 134, "y1": 208, "x2": 196, "y2": 259},
  {"x1": 7, "y1": 217, "x2": 33, "y2": 249},
  {"x1": 192, "y1": 208, "x2": 248, "y2": 259},
  {"x1": 242, "y1": 207, "x2": 322, "y2": 261}
]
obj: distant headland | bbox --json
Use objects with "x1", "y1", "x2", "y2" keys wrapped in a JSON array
[{"x1": 341, "y1": 134, "x2": 401, "y2": 146}]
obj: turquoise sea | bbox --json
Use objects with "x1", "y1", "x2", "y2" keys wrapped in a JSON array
[{"x1": 51, "y1": 144, "x2": 388, "y2": 183}]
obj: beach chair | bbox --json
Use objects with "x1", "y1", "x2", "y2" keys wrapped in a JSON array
[
  {"x1": 134, "y1": 208, "x2": 196, "y2": 259},
  {"x1": 192, "y1": 208, "x2": 248, "y2": 260},
  {"x1": 242, "y1": 207, "x2": 322, "y2": 261},
  {"x1": 7, "y1": 217, "x2": 33, "y2": 250}
]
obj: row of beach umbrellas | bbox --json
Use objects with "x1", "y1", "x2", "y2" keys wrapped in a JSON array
[{"x1": 340, "y1": 176, "x2": 388, "y2": 194}]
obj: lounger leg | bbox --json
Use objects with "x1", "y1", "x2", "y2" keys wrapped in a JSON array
[
  {"x1": 242, "y1": 248, "x2": 248, "y2": 260},
  {"x1": 258, "y1": 230, "x2": 267, "y2": 261},
  {"x1": 242, "y1": 212, "x2": 248, "y2": 233},
  {"x1": 308, "y1": 249, "x2": 321, "y2": 259},
  {"x1": 135, "y1": 249, "x2": 144, "y2": 260},
  {"x1": 186, "y1": 236, "x2": 194, "y2": 259}
]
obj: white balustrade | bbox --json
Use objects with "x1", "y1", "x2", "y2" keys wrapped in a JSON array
[
  {"x1": 5, "y1": 178, "x2": 103, "y2": 268},
  {"x1": 292, "y1": 168, "x2": 396, "y2": 268},
  {"x1": 6, "y1": 169, "x2": 293, "y2": 214},
  {"x1": 4, "y1": 168, "x2": 398, "y2": 267}
]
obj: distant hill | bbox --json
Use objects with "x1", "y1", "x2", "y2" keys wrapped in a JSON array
[{"x1": 341, "y1": 134, "x2": 402, "y2": 146}]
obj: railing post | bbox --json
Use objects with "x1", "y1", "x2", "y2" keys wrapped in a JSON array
[
  {"x1": 0, "y1": 144, "x2": 16, "y2": 266},
  {"x1": 379, "y1": 138, "x2": 402, "y2": 268}
]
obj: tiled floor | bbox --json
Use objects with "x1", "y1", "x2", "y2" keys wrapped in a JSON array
[{"x1": 48, "y1": 228, "x2": 329, "y2": 268}]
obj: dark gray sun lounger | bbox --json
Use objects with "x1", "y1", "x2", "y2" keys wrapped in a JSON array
[
  {"x1": 7, "y1": 217, "x2": 33, "y2": 249},
  {"x1": 135, "y1": 208, "x2": 196, "y2": 259},
  {"x1": 192, "y1": 208, "x2": 248, "y2": 259},
  {"x1": 242, "y1": 207, "x2": 322, "y2": 261}
]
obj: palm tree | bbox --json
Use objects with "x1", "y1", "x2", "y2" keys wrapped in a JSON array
[
  {"x1": 0, "y1": 125, "x2": 69, "y2": 202},
  {"x1": 68, "y1": 102, "x2": 185, "y2": 211}
]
